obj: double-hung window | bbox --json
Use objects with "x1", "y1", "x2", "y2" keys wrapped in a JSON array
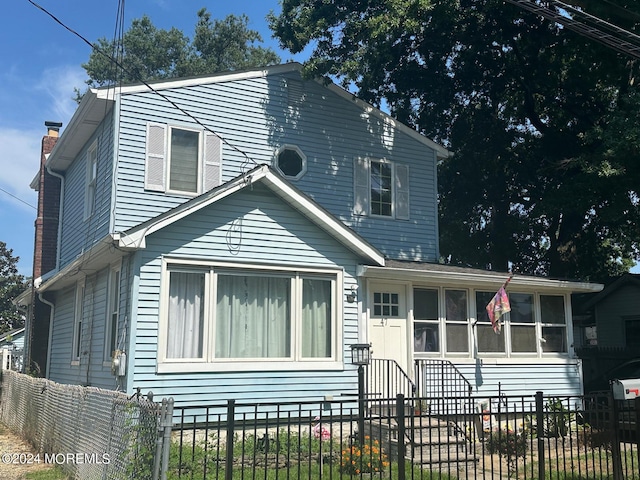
[
  {"x1": 354, "y1": 157, "x2": 410, "y2": 219},
  {"x1": 105, "y1": 266, "x2": 121, "y2": 361},
  {"x1": 145, "y1": 123, "x2": 222, "y2": 195},
  {"x1": 84, "y1": 141, "x2": 97, "y2": 219},
  {"x1": 72, "y1": 280, "x2": 85, "y2": 364},
  {"x1": 510, "y1": 293, "x2": 536, "y2": 353},
  {"x1": 159, "y1": 261, "x2": 341, "y2": 372}
]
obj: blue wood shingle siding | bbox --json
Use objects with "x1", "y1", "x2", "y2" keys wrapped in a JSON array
[
  {"x1": 112, "y1": 72, "x2": 438, "y2": 263},
  {"x1": 125, "y1": 186, "x2": 363, "y2": 404}
]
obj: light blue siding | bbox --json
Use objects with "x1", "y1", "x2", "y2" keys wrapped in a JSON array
[
  {"x1": 113, "y1": 72, "x2": 438, "y2": 262},
  {"x1": 126, "y1": 186, "x2": 364, "y2": 405},
  {"x1": 47, "y1": 268, "x2": 119, "y2": 389},
  {"x1": 58, "y1": 113, "x2": 114, "y2": 268},
  {"x1": 454, "y1": 360, "x2": 583, "y2": 397}
]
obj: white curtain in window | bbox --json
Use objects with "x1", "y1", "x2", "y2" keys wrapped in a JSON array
[
  {"x1": 301, "y1": 279, "x2": 332, "y2": 358},
  {"x1": 216, "y1": 275, "x2": 290, "y2": 358},
  {"x1": 167, "y1": 272, "x2": 204, "y2": 359}
]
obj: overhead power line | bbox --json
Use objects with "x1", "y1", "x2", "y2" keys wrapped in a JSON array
[
  {"x1": 505, "y1": 0, "x2": 640, "y2": 59},
  {"x1": 25, "y1": 0, "x2": 258, "y2": 169}
]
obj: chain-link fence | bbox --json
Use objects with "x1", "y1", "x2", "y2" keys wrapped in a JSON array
[{"x1": 0, "y1": 370, "x2": 167, "y2": 480}]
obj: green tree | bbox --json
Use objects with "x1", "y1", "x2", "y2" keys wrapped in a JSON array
[
  {"x1": 270, "y1": 0, "x2": 640, "y2": 280},
  {"x1": 83, "y1": 9, "x2": 280, "y2": 88},
  {"x1": 0, "y1": 242, "x2": 27, "y2": 333}
]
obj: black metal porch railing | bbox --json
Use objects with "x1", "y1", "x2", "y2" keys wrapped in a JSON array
[{"x1": 367, "y1": 358, "x2": 416, "y2": 401}]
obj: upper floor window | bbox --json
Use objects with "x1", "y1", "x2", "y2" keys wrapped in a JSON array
[
  {"x1": 84, "y1": 141, "x2": 97, "y2": 219},
  {"x1": 354, "y1": 157, "x2": 409, "y2": 219},
  {"x1": 158, "y1": 260, "x2": 342, "y2": 372},
  {"x1": 275, "y1": 145, "x2": 306, "y2": 180},
  {"x1": 145, "y1": 123, "x2": 222, "y2": 195}
]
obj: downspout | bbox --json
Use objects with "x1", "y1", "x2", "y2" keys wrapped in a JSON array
[
  {"x1": 38, "y1": 292, "x2": 55, "y2": 379},
  {"x1": 45, "y1": 165, "x2": 65, "y2": 269}
]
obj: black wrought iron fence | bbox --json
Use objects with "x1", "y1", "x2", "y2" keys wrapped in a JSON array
[{"x1": 168, "y1": 391, "x2": 640, "y2": 480}]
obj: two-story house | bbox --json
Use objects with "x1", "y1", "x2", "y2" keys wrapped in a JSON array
[{"x1": 20, "y1": 63, "x2": 602, "y2": 406}]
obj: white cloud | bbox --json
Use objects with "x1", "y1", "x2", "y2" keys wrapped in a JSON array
[
  {"x1": 36, "y1": 65, "x2": 87, "y2": 122},
  {"x1": 0, "y1": 127, "x2": 40, "y2": 210},
  {"x1": 0, "y1": 65, "x2": 85, "y2": 212}
]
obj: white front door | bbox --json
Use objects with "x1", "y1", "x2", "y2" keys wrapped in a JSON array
[{"x1": 368, "y1": 283, "x2": 410, "y2": 381}]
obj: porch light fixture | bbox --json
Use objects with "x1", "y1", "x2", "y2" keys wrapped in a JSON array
[
  {"x1": 346, "y1": 284, "x2": 358, "y2": 303},
  {"x1": 350, "y1": 343, "x2": 371, "y2": 366}
]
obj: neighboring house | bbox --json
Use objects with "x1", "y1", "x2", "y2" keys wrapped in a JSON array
[
  {"x1": 0, "y1": 327, "x2": 25, "y2": 371},
  {"x1": 573, "y1": 273, "x2": 640, "y2": 391},
  {"x1": 575, "y1": 273, "x2": 640, "y2": 349},
  {"x1": 18, "y1": 63, "x2": 602, "y2": 406}
]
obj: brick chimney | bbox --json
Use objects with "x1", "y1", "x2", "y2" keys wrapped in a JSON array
[
  {"x1": 25, "y1": 120, "x2": 62, "y2": 375},
  {"x1": 33, "y1": 121, "x2": 62, "y2": 279}
]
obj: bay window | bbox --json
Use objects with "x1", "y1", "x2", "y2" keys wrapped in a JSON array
[{"x1": 159, "y1": 262, "x2": 340, "y2": 371}]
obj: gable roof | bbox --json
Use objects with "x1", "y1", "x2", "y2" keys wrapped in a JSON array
[
  {"x1": 580, "y1": 273, "x2": 640, "y2": 309},
  {"x1": 0, "y1": 327, "x2": 25, "y2": 343},
  {"x1": 115, "y1": 164, "x2": 386, "y2": 266},
  {"x1": 42, "y1": 63, "x2": 450, "y2": 175}
]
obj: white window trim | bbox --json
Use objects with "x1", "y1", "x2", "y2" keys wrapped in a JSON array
[
  {"x1": 72, "y1": 279, "x2": 85, "y2": 365},
  {"x1": 166, "y1": 125, "x2": 203, "y2": 196},
  {"x1": 145, "y1": 122, "x2": 222, "y2": 195},
  {"x1": 354, "y1": 157, "x2": 410, "y2": 220},
  {"x1": 157, "y1": 258, "x2": 344, "y2": 373},
  {"x1": 369, "y1": 158, "x2": 395, "y2": 219},
  {"x1": 409, "y1": 287, "x2": 571, "y2": 360},
  {"x1": 103, "y1": 262, "x2": 122, "y2": 365},
  {"x1": 83, "y1": 140, "x2": 98, "y2": 220}
]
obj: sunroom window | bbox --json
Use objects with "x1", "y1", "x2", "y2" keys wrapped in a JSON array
[
  {"x1": 540, "y1": 295, "x2": 567, "y2": 353},
  {"x1": 160, "y1": 263, "x2": 339, "y2": 371},
  {"x1": 414, "y1": 288, "x2": 439, "y2": 353},
  {"x1": 510, "y1": 293, "x2": 536, "y2": 353}
]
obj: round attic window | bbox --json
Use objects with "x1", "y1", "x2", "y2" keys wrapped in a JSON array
[{"x1": 275, "y1": 145, "x2": 306, "y2": 180}]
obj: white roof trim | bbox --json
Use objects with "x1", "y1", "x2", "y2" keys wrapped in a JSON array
[
  {"x1": 118, "y1": 165, "x2": 386, "y2": 266},
  {"x1": 360, "y1": 265, "x2": 603, "y2": 293},
  {"x1": 95, "y1": 63, "x2": 303, "y2": 98}
]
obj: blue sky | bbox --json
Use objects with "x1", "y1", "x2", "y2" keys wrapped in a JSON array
[{"x1": 0, "y1": 0, "x2": 306, "y2": 276}]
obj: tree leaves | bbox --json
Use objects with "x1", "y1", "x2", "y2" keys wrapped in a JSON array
[
  {"x1": 0, "y1": 241, "x2": 27, "y2": 333},
  {"x1": 271, "y1": 0, "x2": 640, "y2": 280},
  {"x1": 83, "y1": 9, "x2": 281, "y2": 88}
]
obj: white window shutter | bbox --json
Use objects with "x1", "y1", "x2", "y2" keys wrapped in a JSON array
[
  {"x1": 145, "y1": 123, "x2": 167, "y2": 191},
  {"x1": 203, "y1": 132, "x2": 222, "y2": 191},
  {"x1": 395, "y1": 164, "x2": 410, "y2": 220},
  {"x1": 353, "y1": 157, "x2": 370, "y2": 216}
]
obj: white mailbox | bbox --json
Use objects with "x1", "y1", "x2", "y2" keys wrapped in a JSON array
[{"x1": 611, "y1": 378, "x2": 640, "y2": 400}]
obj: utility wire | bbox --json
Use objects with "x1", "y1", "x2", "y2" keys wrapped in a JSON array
[
  {"x1": 25, "y1": 0, "x2": 258, "y2": 168},
  {"x1": 505, "y1": 0, "x2": 640, "y2": 59},
  {"x1": 0, "y1": 187, "x2": 36, "y2": 210}
]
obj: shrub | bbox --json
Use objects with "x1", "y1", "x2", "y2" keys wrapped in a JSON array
[{"x1": 486, "y1": 429, "x2": 528, "y2": 458}]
